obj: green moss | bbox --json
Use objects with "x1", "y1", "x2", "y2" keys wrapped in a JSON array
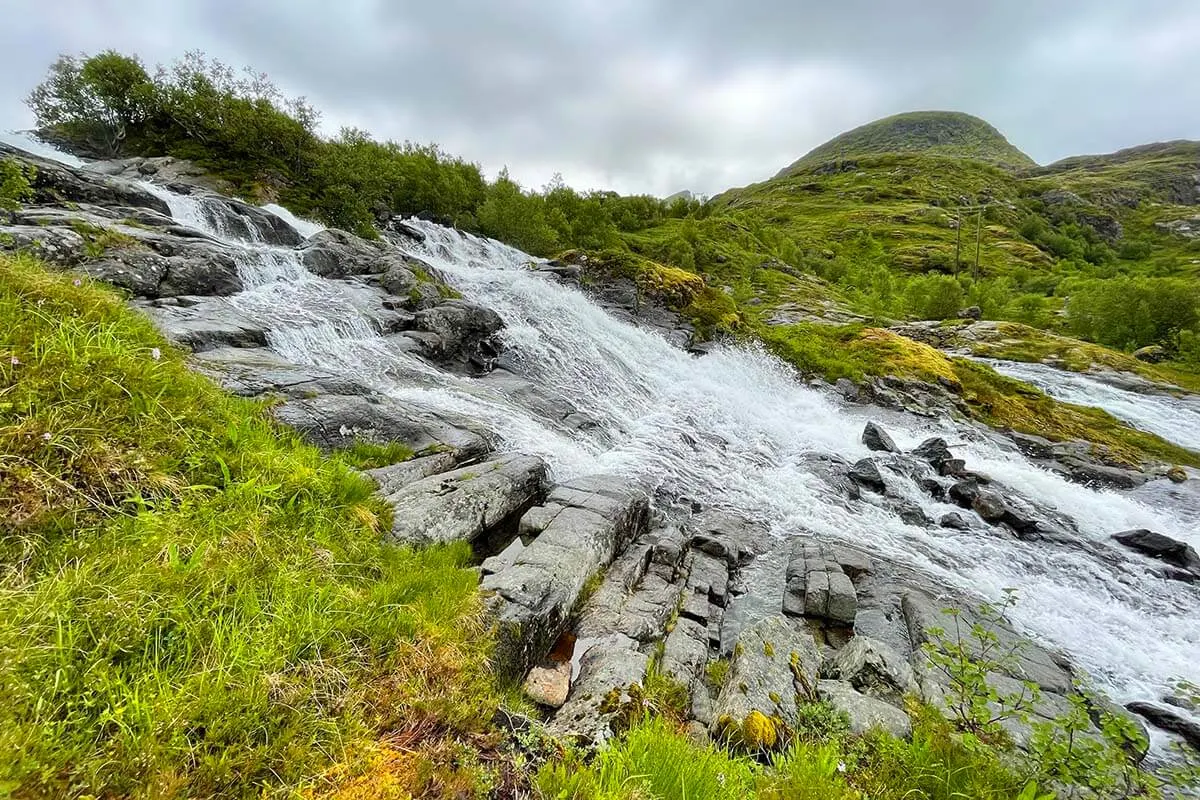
[{"x1": 331, "y1": 438, "x2": 415, "y2": 470}]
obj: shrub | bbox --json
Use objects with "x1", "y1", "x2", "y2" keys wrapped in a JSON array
[
  {"x1": 0, "y1": 158, "x2": 34, "y2": 212},
  {"x1": 1065, "y1": 277, "x2": 1200, "y2": 349}
]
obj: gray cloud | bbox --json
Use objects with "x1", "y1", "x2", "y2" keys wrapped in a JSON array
[{"x1": 2, "y1": 0, "x2": 1198, "y2": 196}]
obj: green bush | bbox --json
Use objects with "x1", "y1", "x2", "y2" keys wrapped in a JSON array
[
  {"x1": 0, "y1": 158, "x2": 34, "y2": 211},
  {"x1": 1065, "y1": 276, "x2": 1200, "y2": 349}
]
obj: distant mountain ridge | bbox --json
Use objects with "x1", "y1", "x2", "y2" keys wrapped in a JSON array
[{"x1": 776, "y1": 110, "x2": 1037, "y2": 177}]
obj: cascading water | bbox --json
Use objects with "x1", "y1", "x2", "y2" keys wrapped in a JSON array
[
  {"x1": 8, "y1": 133, "x2": 1199, "y2": 749},
  {"x1": 988, "y1": 358, "x2": 1200, "y2": 452}
]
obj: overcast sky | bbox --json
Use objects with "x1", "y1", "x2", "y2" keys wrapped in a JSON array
[{"x1": 3, "y1": 1, "x2": 1198, "y2": 196}]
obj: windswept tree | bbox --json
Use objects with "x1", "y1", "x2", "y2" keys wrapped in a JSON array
[{"x1": 26, "y1": 51, "x2": 155, "y2": 155}]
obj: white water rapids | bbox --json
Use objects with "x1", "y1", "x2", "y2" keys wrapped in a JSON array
[{"x1": 6, "y1": 131, "x2": 1199, "y2": 745}]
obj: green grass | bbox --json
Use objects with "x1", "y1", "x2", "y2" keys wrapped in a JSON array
[
  {"x1": 0, "y1": 252, "x2": 500, "y2": 798},
  {"x1": 533, "y1": 708, "x2": 1041, "y2": 800}
]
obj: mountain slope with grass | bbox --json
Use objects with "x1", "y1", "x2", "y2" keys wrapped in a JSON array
[{"x1": 776, "y1": 111, "x2": 1037, "y2": 176}]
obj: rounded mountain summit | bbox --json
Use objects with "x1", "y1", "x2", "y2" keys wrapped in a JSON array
[{"x1": 777, "y1": 111, "x2": 1037, "y2": 177}]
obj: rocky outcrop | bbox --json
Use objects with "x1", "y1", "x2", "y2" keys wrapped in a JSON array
[
  {"x1": 482, "y1": 475, "x2": 650, "y2": 677},
  {"x1": 384, "y1": 455, "x2": 548, "y2": 545},
  {"x1": 710, "y1": 615, "x2": 821, "y2": 748}
]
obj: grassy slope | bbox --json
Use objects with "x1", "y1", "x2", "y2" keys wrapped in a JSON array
[
  {"x1": 777, "y1": 111, "x2": 1037, "y2": 175},
  {"x1": 0, "y1": 253, "x2": 502, "y2": 798}
]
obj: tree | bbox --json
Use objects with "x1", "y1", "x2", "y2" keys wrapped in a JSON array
[{"x1": 27, "y1": 51, "x2": 154, "y2": 155}]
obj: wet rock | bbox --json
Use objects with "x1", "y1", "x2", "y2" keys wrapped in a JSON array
[
  {"x1": 862, "y1": 422, "x2": 899, "y2": 453},
  {"x1": 685, "y1": 550, "x2": 730, "y2": 608},
  {"x1": 939, "y1": 512, "x2": 971, "y2": 530},
  {"x1": 903, "y1": 591, "x2": 1073, "y2": 694},
  {"x1": 835, "y1": 378, "x2": 861, "y2": 402},
  {"x1": 1113, "y1": 529, "x2": 1200, "y2": 576},
  {"x1": 821, "y1": 636, "x2": 917, "y2": 704},
  {"x1": 817, "y1": 680, "x2": 912, "y2": 739},
  {"x1": 385, "y1": 454, "x2": 547, "y2": 545},
  {"x1": 272, "y1": 393, "x2": 492, "y2": 458},
  {"x1": 524, "y1": 661, "x2": 571, "y2": 708},
  {"x1": 1060, "y1": 458, "x2": 1148, "y2": 490},
  {"x1": 849, "y1": 458, "x2": 887, "y2": 493},
  {"x1": 191, "y1": 347, "x2": 373, "y2": 398},
  {"x1": 299, "y1": 228, "x2": 389, "y2": 277},
  {"x1": 710, "y1": 615, "x2": 821, "y2": 748},
  {"x1": 1167, "y1": 466, "x2": 1189, "y2": 484},
  {"x1": 483, "y1": 475, "x2": 649, "y2": 677},
  {"x1": 688, "y1": 511, "x2": 774, "y2": 567},
  {"x1": 1125, "y1": 702, "x2": 1200, "y2": 752},
  {"x1": 911, "y1": 437, "x2": 955, "y2": 469},
  {"x1": 142, "y1": 298, "x2": 266, "y2": 351},
  {"x1": 411, "y1": 300, "x2": 504, "y2": 368},
  {"x1": 721, "y1": 547, "x2": 789, "y2": 654}
]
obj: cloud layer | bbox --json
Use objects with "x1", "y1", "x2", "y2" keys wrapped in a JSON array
[{"x1": 3, "y1": 0, "x2": 1198, "y2": 196}]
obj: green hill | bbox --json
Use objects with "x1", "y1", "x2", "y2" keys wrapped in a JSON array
[{"x1": 777, "y1": 111, "x2": 1037, "y2": 176}]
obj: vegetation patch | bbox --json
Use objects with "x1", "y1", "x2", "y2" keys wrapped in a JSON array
[{"x1": 0, "y1": 252, "x2": 500, "y2": 798}]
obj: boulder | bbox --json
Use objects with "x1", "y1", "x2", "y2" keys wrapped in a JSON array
[
  {"x1": 957, "y1": 305, "x2": 982, "y2": 320},
  {"x1": 1112, "y1": 529, "x2": 1200, "y2": 576},
  {"x1": 710, "y1": 615, "x2": 821, "y2": 749},
  {"x1": 384, "y1": 454, "x2": 547, "y2": 545},
  {"x1": 1167, "y1": 466, "x2": 1189, "y2": 484},
  {"x1": 849, "y1": 458, "x2": 887, "y2": 493},
  {"x1": 817, "y1": 680, "x2": 912, "y2": 739},
  {"x1": 412, "y1": 300, "x2": 505, "y2": 367},
  {"x1": 1132, "y1": 345, "x2": 1167, "y2": 364},
  {"x1": 862, "y1": 422, "x2": 899, "y2": 453},
  {"x1": 822, "y1": 636, "x2": 918, "y2": 704},
  {"x1": 911, "y1": 437, "x2": 954, "y2": 468},
  {"x1": 939, "y1": 512, "x2": 971, "y2": 530}
]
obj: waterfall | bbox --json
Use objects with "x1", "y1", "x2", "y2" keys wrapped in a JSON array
[{"x1": 7, "y1": 133, "x2": 1199, "y2": 737}]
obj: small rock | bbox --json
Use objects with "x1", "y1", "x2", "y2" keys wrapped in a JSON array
[
  {"x1": 1132, "y1": 345, "x2": 1167, "y2": 364},
  {"x1": 523, "y1": 662, "x2": 571, "y2": 708},
  {"x1": 911, "y1": 437, "x2": 953, "y2": 467},
  {"x1": 862, "y1": 422, "x2": 899, "y2": 453},
  {"x1": 958, "y1": 305, "x2": 983, "y2": 320},
  {"x1": 817, "y1": 680, "x2": 912, "y2": 739},
  {"x1": 849, "y1": 458, "x2": 887, "y2": 493},
  {"x1": 939, "y1": 512, "x2": 971, "y2": 530},
  {"x1": 1167, "y1": 466, "x2": 1188, "y2": 484}
]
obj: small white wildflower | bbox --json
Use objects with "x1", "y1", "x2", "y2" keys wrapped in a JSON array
[
  {"x1": 837, "y1": 761, "x2": 846, "y2": 773},
  {"x1": 9, "y1": 356, "x2": 18, "y2": 366},
  {"x1": 716, "y1": 773, "x2": 726, "y2": 787},
  {"x1": 73, "y1": 278, "x2": 82, "y2": 287},
  {"x1": 41, "y1": 432, "x2": 52, "y2": 441},
  {"x1": 150, "y1": 347, "x2": 162, "y2": 361}
]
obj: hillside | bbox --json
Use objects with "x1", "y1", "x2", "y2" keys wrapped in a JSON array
[{"x1": 776, "y1": 111, "x2": 1037, "y2": 176}]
